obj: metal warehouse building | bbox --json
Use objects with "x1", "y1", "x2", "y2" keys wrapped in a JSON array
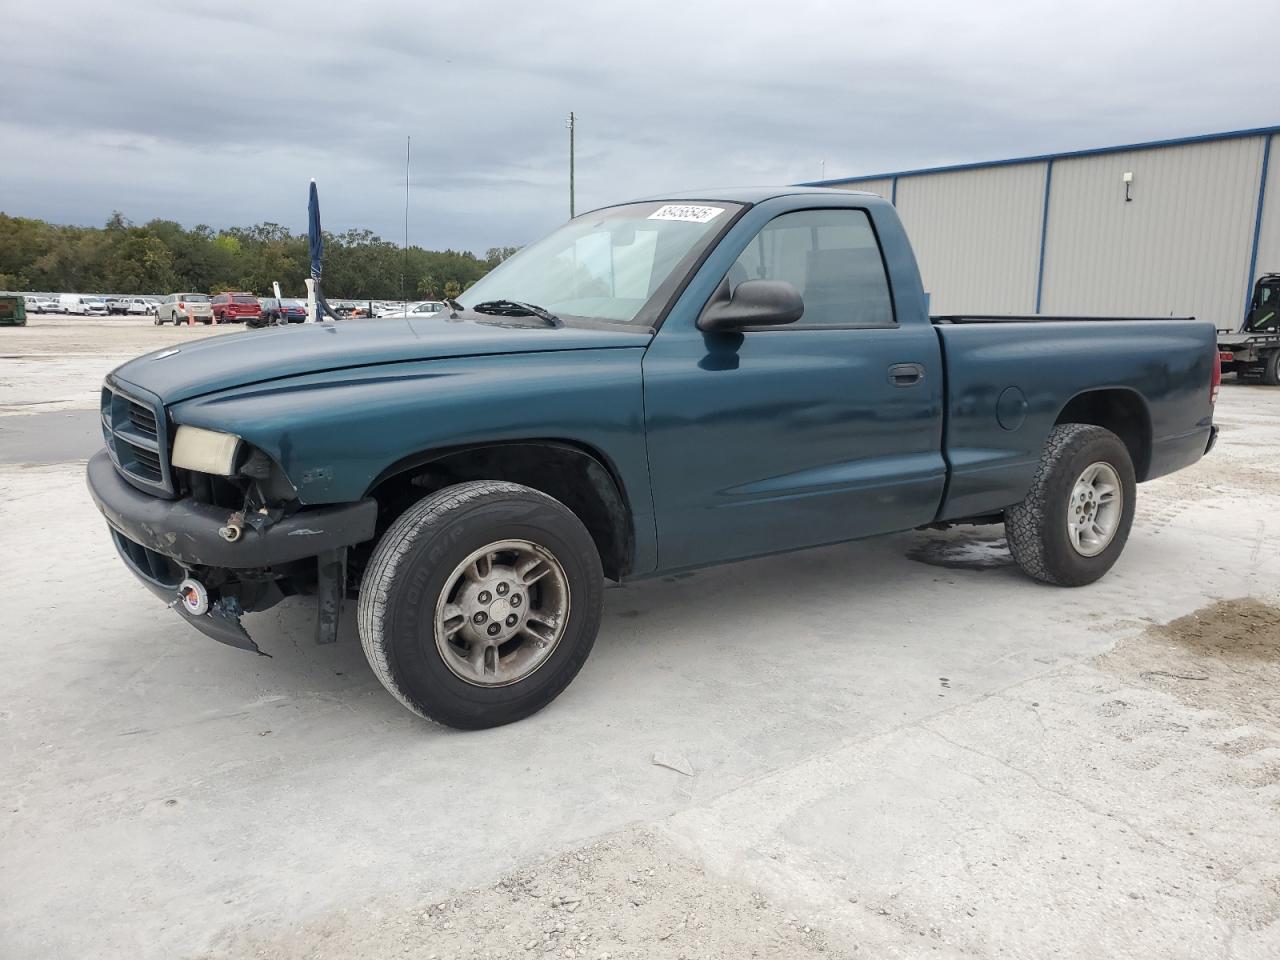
[{"x1": 806, "y1": 125, "x2": 1280, "y2": 328}]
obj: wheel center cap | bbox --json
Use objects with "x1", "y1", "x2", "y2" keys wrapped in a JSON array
[{"x1": 489, "y1": 597, "x2": 513, "y2": 621}]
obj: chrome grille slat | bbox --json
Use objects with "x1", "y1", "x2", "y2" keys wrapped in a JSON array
[
  {"x1": 128, "y1": 406, "x2": 158, "y2": 437},
  {"x1": 100, "y1": 381, "x2": 172, "y2": 496},
  {"x1": 112, "y1": 423, "x2": 160, "y2": 451}
]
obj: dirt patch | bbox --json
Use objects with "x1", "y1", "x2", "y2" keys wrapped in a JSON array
[
  {"x1": 201, "y1": 828, "x2": 851, "y2": 960},
  {"x1": 1097, "y1": 599, "x2": 1280, "y2": 728}
]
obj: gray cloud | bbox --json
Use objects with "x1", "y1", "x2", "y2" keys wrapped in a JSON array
[{"x1": 4, "y1": 0, "x2": 1278, "y2": 252}]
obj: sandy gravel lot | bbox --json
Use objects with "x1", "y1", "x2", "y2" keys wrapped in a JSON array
[
  {"x1": 2, "y1": 318, "x2": 1278, "y2": 959},
  {"x1": 0, "y1": 316, "x2": 239, "y2": 414}
]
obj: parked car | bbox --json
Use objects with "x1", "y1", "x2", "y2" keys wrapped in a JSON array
[
  {"x1": 255, "y1": 298, "x2": 307, "y2": 326},
  {"x1": 106, "y1": 297, "x2": 132, "y2": 315},
  {"x1": 124, "y1": 298, "x2": 151, "y2": 316},
  {"x1": 32, "y1": 297, "x2": 59, "y2": 314},
  {"x1": 377, "y1": 300, "x2": 447, "y2": 320},
  {"x1": 153, "y1": 293, "x2": 213, "y2": 325},
  {"x1": 87, "y1": 187, "x2": 1219, "y2": 729},
  {"x1": 332, "y1": 300, "x2": 366, "y2": 318},
  {"x1": 211, "y1": 292, "x2": 262, "y2": 324},
  {"x1": 84, "y1": 297, "x2": 110, "y2": 316}
]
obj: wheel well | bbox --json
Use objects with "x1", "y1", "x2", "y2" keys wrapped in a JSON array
[
  {"x1": 364, "y1": 441, "x2": 634, "y2": 581},
  {"x1": 1054, "y1": 389, "x2": 1152, "y2": 480}
]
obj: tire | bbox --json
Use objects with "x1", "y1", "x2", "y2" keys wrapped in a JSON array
[
  {"x1": 1263, "y1": 352, "x2": 1280, "y2": 386},
  {"x1": 358, "y1": 480, "x2": 604, "y2": 729},
  {"x1": 1005, "y1": 423, "x2": 1137, "y2": 587}
]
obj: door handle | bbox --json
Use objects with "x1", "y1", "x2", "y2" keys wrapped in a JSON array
[{"x1": 887, "y1": 363, "x2": 925, "y2": 387}]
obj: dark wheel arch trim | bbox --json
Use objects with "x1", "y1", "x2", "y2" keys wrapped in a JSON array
[
  {"x1": 1053, "y1": 387, "x2": 1153, "y2": 481},
  {"x1": 364, "y1": 439, "x2": 636, "y2": 580}
]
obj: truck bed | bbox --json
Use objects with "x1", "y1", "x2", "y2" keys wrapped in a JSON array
[
  {"x1": 1217, "y1": 330, "x2": 1280, "y2": 348},
  {"x1": 929, "y1": 316, "x2": 1216, "y2": 521}
]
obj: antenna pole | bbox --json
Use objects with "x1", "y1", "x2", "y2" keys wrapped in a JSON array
[
  {"x1": 567, "y1": 111, "x2": 575, "y2": 218},
  {"x1": 403, "y1": 135, "x2": 411, "y2": 311}
]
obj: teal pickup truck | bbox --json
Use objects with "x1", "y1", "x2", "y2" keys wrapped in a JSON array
[{"x1": 87, "y1": 187, "x2": 1219, "y2": 728}]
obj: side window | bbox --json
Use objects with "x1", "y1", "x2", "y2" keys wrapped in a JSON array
[{"x1": 729, "y1": 208, "x2": 894, "y2": 327}]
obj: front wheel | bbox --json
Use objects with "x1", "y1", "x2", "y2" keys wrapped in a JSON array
[
  {"x1": 1005, "y1": 423, "x2": 1137, "y2": 587},
  {"x1": 358, "y1": 481, "x2": 604, "y2": 729}
]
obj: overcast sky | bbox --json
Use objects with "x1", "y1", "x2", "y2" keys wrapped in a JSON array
[{"x1": 4, "y1": 0, "x2": 1278, "y2": 253}]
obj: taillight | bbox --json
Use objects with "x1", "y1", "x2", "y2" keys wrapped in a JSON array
[
  {"x1": 1210, "y1": 347, "x2": 1222, "y2": 405},
  {"x1": 178, "y1": 301, "x2": 185, "y2": 310}
]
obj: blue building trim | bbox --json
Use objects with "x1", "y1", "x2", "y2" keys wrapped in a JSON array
[
  {"x1": 1034, "y1": 159, "x2": 1054, "y2": 314},
  {"x1": 798, "y1": 123, "x2": 1280, "y2": 188},
  {"x1": 1246, "y1": 134, "x2": 1273, "y2": 302}
]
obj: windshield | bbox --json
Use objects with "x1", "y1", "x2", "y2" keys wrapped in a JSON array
[{"x1": 459, "y1": 201, "x2": 741, "y2": 325}]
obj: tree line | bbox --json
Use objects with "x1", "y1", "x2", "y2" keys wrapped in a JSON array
[{"x1": 0, "y1": 212, "x2": 521, "y2": 300}]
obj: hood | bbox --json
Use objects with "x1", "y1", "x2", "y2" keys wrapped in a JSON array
[{"x1": 111, "y1": 315, "x2": 651, "y2": 405}]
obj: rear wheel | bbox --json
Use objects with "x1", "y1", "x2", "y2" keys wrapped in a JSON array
[
  {"x1": 1263, "y1": 351, "x2": 1280, "y2": 386},
  {"x1": 358, "y1": 481, "x2": 604, "y2": 729},
  {"x1": 1005, "y1": 423, "x2": 1136, "y2": 586}
]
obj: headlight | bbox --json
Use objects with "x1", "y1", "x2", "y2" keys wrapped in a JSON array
[{"x1": 171, "y1": 425, "x2": 241, "y2": 475}]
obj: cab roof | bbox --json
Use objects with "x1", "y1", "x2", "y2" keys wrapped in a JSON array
[{"x1": 637, "y1": 185, "x2": 880, "y2": 205}]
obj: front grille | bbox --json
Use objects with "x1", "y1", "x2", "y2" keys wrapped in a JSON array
[{"x1": 101, "y1": 380, "x2": 173, "y2": 496}]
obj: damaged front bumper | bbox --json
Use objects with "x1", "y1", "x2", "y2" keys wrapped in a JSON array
[{"x1": 86, "y1": 449, "x2": 377, "y2": 653}]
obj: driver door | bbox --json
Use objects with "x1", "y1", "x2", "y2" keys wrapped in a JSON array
[{"x1": 641, "y1": 206, "x2": 946, "y2": 571}]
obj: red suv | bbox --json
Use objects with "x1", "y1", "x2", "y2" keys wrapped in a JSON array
[{"x1": 210, "y1": 292, "x2": 262, "y2": 324}]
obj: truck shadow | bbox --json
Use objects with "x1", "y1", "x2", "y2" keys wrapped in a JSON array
[{"x1": 227, "y1": 526, "x2": 1021, "y2": 726}]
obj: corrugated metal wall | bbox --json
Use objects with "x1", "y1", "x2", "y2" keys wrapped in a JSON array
[
  {"x1": 839, "y1": 177, "x2": 894, "y2": 200},
  {"x1": 890, "y1": 163, "x2": 1047, "y2": 314},
  {"x1": 822, "y1": 130, "x2": 1275, "y2": 327},
  {"x1": 1039, "y1": 136, "x2": 1267, "y2": 326},
  {"x1": 1255, "y1": 134, "x2": 1280, "y2": 287}
]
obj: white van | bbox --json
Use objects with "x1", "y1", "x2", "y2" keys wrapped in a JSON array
[{"x1": 59, "y1": 293, "x2": 88, "y2": 315}]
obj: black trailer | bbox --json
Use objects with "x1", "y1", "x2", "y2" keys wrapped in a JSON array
[{"x1": 1219, "y1": 274, "x2": 1280, "y2": 384}]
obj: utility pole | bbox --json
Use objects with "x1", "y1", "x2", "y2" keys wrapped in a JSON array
[
  {"x1": 403, "y1": 135, "x2": 410, "y2": 311},
  {"x1": 567, "y1": 111, "x2": 576, "y2": 218}
]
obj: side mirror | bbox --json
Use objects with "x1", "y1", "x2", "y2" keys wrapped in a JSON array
[{"x1": 697, "y1": 278, "x2": 804, "y2": 333}]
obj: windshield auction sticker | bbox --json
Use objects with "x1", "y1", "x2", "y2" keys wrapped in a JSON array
[{"x1": 647, "y1": 204, "x2": 725, "y2": 223}]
